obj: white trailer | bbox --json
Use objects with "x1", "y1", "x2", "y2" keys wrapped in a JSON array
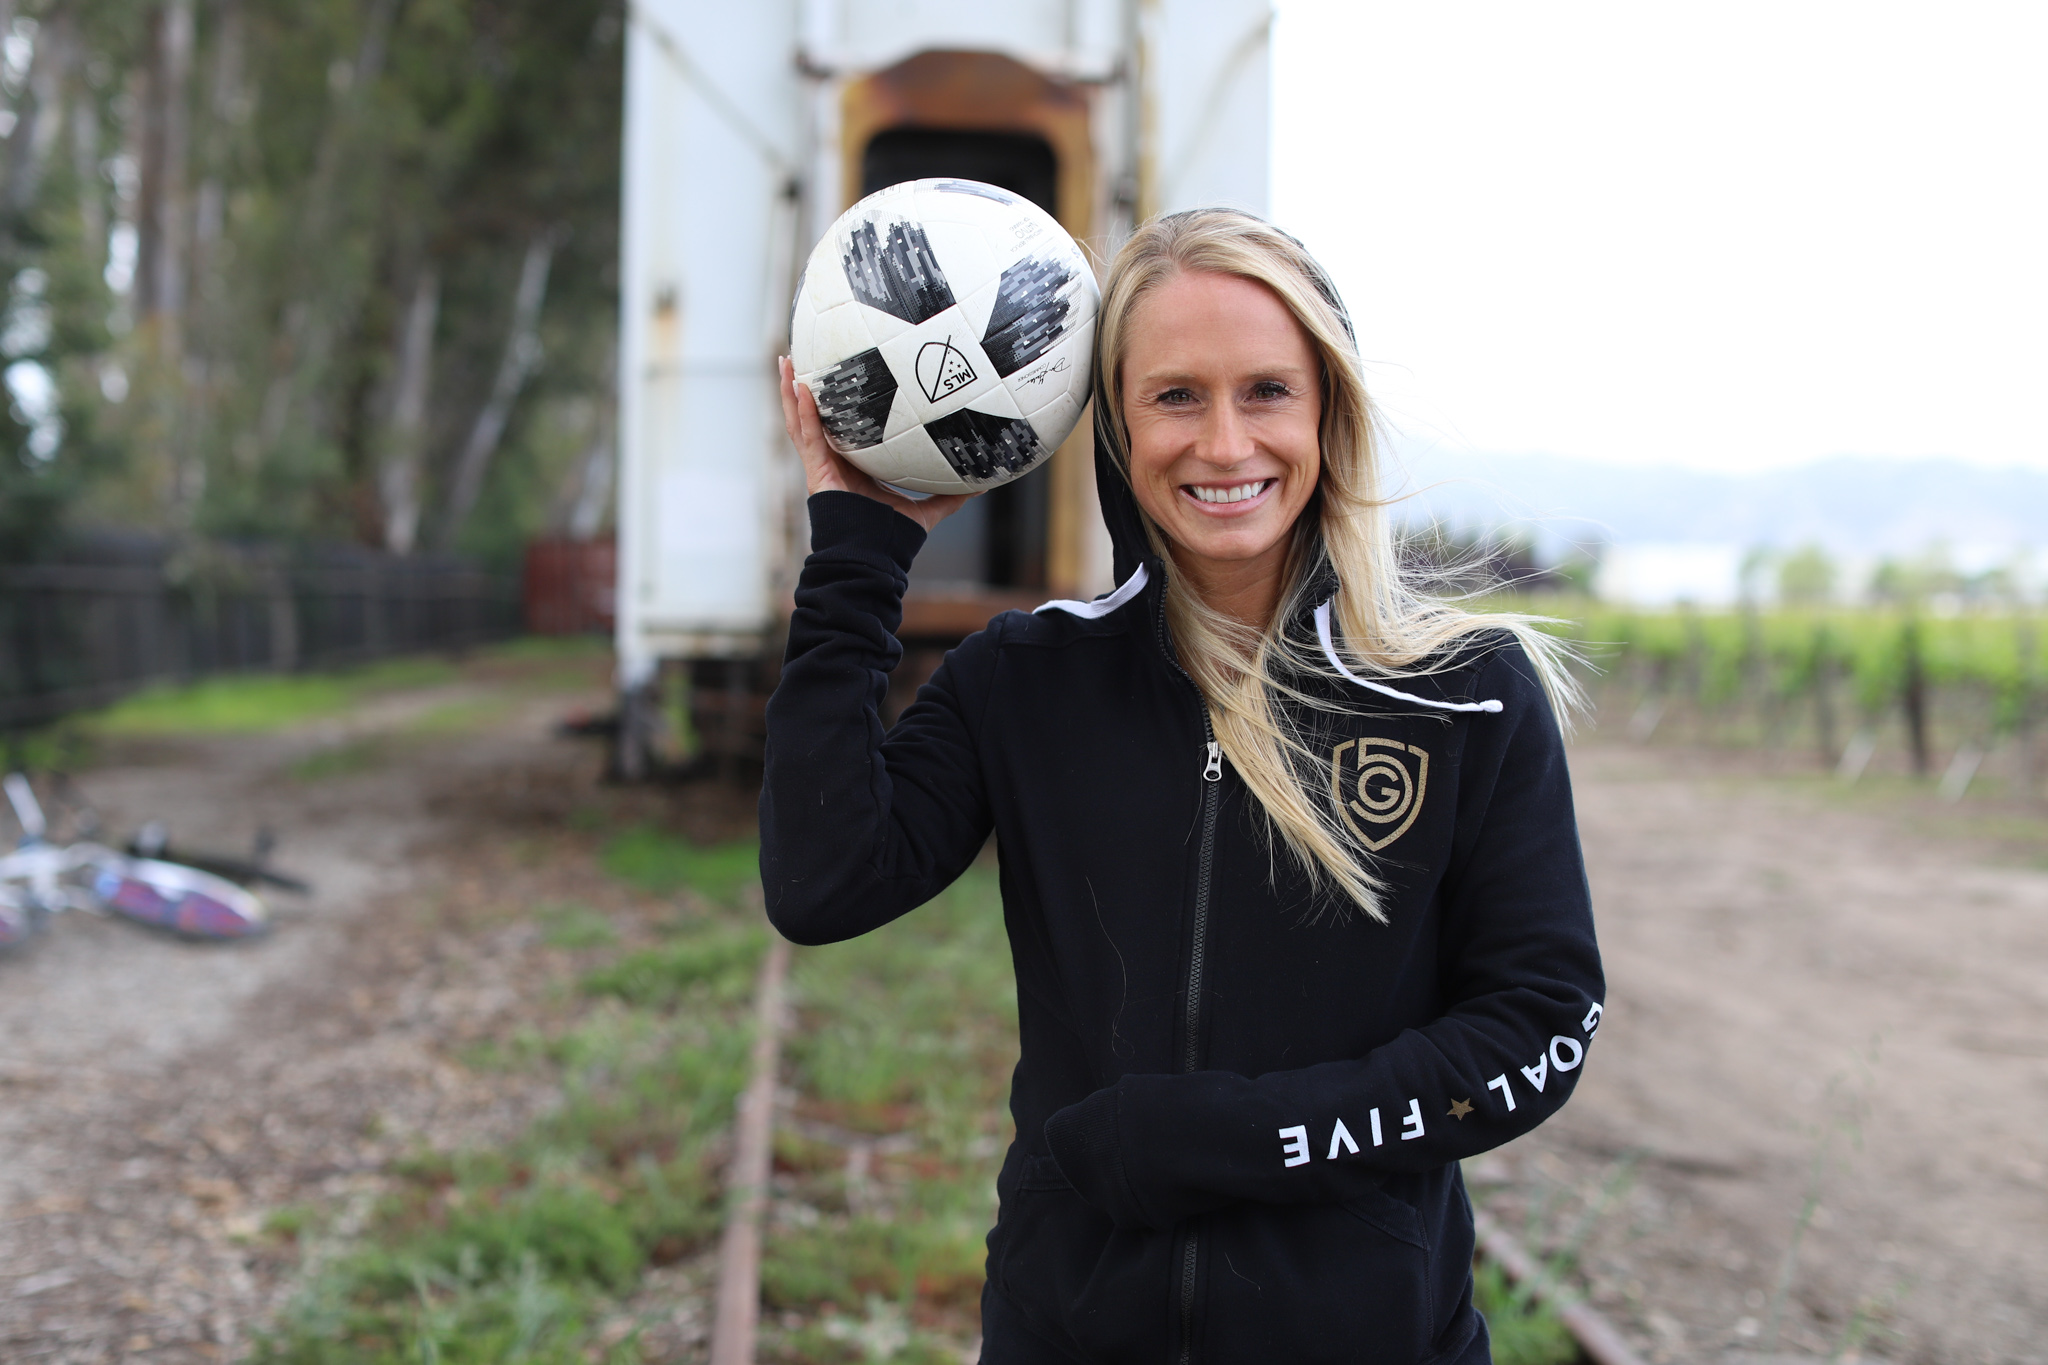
[{"x1": 615, "y1": 0, "x2": 1272, "y2": 774}]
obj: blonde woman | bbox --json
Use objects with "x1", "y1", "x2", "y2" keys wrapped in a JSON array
[{"x1": 766, "y1": 208, "x2": 1603, "y2": 1365}]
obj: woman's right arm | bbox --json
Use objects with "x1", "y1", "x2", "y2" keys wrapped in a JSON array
[{"x1": 758, "y1": 363, "x2": 995, "y2": 945}]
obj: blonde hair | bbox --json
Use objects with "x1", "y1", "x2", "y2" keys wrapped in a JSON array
[{"x1": 1094, "y1": 208, "x2": 1582, "y2": 923}]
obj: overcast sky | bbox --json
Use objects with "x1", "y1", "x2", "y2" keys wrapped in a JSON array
[{"x1": 1270, "y1": 2, "x2": 2048, "y2": 473}]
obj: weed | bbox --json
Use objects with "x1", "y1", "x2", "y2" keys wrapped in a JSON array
[
  {"x1": 406, "y1": 697, "x2": 515, "y2": 735},
  {"x1": 536, "y1": 902, "x2": 617, "y2": 950},
  {"x1": 92, "y1": 657, "x2": 458, "y2": 735},
  {"x1": 578, "y1": 925, "x2": 766, "y2": 1008},
  {"x1": 1471, "y1": 1259, "x2": 1579, "y2": 1365},
  {"x1": 287, "y1": 739, "x2": 384, "y2": 782},
  {"x1": 600, "y1": 829, "x2": 759, "y2": 904}
]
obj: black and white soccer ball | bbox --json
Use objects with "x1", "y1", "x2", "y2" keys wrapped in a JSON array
[{"x1": 790, "y1": 179, "x2": 1099, "y2": 496}]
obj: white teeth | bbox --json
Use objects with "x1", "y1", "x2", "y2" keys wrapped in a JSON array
[{"x1": 1189, "y1": 480, "x2": 1271, "y2": 505}]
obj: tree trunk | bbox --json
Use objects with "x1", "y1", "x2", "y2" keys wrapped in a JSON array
[
  {"x1": 378, "y1": 265, "x2": 439, "y2": 554},
  {"x1": 256, "y1": 0, "x2": 398, "y2": 456},
  {"x1": 4, "y1": 4, "x2": 75, "y2": 218},
  {"x1": 134, "y1": 0, "x2": 194, "y2": 353},
  {"x1": 435, "y1": 231, "x2": 558, "y2": 551},
  {"x1": 550, "y1": 342, "x2": 616, "y2": 540},
  {"x1": 69, "y1": 74, "x2": 102, "y2": 270}
]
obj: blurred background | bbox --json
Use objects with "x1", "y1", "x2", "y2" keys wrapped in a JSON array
[{"x1": 0, "y1": 3, "x2": 2042, "y2": 1364}]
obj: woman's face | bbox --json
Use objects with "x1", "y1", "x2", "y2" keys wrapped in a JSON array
[{"x1": 1119, "y1": 270, "x2": 1323, "y2": 597}]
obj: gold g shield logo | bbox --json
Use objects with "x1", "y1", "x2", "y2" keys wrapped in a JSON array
[{"x1": 1330, "y1": 738, "x2": 1429, "y2": 851}]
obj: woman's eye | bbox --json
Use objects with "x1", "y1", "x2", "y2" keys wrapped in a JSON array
[
  {"x1": 1250, "y1": 381, "x2": 1291, "y2": 401},
  {"x1": 1156, "y1": 388, "x2": 1196, "y2": 407}
]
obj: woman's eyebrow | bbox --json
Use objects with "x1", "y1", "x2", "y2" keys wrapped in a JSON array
[{"x1": 1130, "y1": 362, "x2": 1314, "y2": 386}]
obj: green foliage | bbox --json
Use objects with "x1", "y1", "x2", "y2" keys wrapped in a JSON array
[
  {"x1": 599, "y1": 830, "x2": 760, "y2": 904},
  {"x1": 1566, "y1": 601, "x2": 2048, "y2": 737},
  {"x1": 6, "y1": 0, "x2": 624, "y2": 562},
  {"x1": 1471, "y1": 1260, "x2": 1580, "y2": 1365}
]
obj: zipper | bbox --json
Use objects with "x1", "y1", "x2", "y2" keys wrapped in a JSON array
[
  {"x1": 1179, "y1": 715, "x2": 1219, "y2": 1363},
  {"x1": 1184, "y1": 721, "x2": 1219, "y2": 1073},
  {"x1": 1156, "y1": 575, "x2": 1220, "y2": 1365}
]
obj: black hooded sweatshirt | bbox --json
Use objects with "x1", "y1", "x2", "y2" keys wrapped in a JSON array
[{"x1": 759, "y1": 442, "x2": 1604, "y2": 1364}]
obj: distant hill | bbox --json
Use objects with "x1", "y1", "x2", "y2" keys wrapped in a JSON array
[{"x1": 1384, "y1": 447, "x2": 2048, "y2": 562}]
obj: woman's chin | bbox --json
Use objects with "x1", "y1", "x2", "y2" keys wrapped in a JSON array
[{"x1": 1165, "y1": 519, "x2": 1293, "y2": 575}]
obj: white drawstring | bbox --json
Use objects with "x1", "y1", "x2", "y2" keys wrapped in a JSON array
[
  {"x1": 1034, "y1": 563, "x2": 1150, "y2": 619},
  {"x1": 1314, "y1": 601, "x2": 1503, "y2": 714}
]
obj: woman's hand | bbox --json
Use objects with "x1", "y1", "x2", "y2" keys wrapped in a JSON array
[{"x1": 780, "y1": 357, "x2": 973, "y2": 534}]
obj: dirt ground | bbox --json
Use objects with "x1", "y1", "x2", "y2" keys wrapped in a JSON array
[
  {"x1": 1481, "y1": 744, "x2": 2048, "y2": 1365},
  {"x1": 1, "y1": 664, "x2": 2043, "y2": 1365}
]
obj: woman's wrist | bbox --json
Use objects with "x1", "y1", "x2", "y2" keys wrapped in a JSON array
[{"x1": 807, "y1": 489, "x2": 927, "y2": 571}]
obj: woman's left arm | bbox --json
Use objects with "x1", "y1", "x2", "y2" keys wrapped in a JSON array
[{"x1": 1044, "y1": 642, "x2": 1605, "y2": 1231}]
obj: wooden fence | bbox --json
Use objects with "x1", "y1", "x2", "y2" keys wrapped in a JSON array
[{"x1": 0, "y1": 542, "x2": 519, "y2": 728}]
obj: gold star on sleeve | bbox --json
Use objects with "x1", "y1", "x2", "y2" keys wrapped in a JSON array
[{"x1": 1447, "y1": 1098, "x2": 1474, "y2": 1120}]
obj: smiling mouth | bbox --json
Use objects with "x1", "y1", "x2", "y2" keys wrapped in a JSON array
[{"x1": 1184, "y1": 479, "x2": 1275, "y2": 506}]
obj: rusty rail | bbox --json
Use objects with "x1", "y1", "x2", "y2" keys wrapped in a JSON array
[
  {"x1": 1473, "y1": 1209, "x2": 1647, "y2": 1365},
  {"x1": 707, "y1": 937, "x2": 793, "y2": 1365}
]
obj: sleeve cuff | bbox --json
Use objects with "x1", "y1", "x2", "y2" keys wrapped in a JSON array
[
  {"x1": 1044, "y1": 1085, "x2": 1152, "y2": 1230},
  {"x1": 807, "y1": 490, "x2": 926, "y2": 572}
]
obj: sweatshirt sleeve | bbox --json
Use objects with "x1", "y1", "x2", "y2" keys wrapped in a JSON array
[
  {"x1": 1044, "y1": 641, "x2": 1604, "y2": 1230},
  {"x1": 759, "y1": 491, "x2": 999, "y2": 946}
]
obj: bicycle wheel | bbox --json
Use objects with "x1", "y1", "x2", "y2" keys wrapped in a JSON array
[{"x1": 88, "y1": 856, "x2": 269, "y2": 939}]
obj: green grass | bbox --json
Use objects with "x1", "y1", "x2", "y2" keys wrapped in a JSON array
[
  {"x1": 256, "y1": 833, "x2": 1571, "y2": 1364},
  {"x1": 599, "y1": 830, "x2": 760, "y2": 905},
  {"x1": 92, "y1": 657, "x2": 460, "y2": 735},
  {"x1": 405, "y1": 696, "x2": 517, "y2": 735},
  {"x1": 578, "y1": 925, "x2": 766, "y2": 1008},
  {"x1": 287, "y1": 738, "x2": 385, "y2": 781},
  {"x1": 253, "y1": 853, "x2": 760, "y2": 1364},
  {"x1": 1472, "y1": 1259, "x2": 1580, "y2": 1365},
  {"x1": 536, "y1": 903, "x2": 619, "y2": 950}
]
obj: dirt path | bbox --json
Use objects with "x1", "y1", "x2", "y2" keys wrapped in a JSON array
[
  {"x1": 1480, "y1": 743, "x2": 2048, "y2": 1365},
  {"x1": 4, "y1": 672, "x2": 2044, "y2": 1364},
  {"x1": 0, "y1": 663, "x2": 633, "y2": 1363}
]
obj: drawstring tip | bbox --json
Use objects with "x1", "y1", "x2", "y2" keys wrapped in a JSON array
[{"x1": 1479, "y1": 700, "x2": 1505, "y2": 713}]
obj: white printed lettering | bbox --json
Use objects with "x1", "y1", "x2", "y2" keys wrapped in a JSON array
[
  {"x1": 1328, "y1": 1118, "x2": 1359, "y2": 1159},
  {"x1": 1279, "y1": 1125, "x2": 1310, "y2": 1168},
  {"x1": 1486, "y1": 1073, "x2": 1517, "y2": 1113},
  {"x1": 1550, "y1": 1035, "x2": 1585, "y2": 1072},
  {"x1": 1401, "y1": 1098, "x2": 1425, "y2": 1141},
  {"x1": 1369, "y1": 1107, "x2": 1384, "y2": 1147},
  {"x1": 1582, "y1": 1001, "x2": 1604, "y2": 1036},
  {"x1": 1521, "y1": 1053, "x2": 1549, "y2": 1092}
]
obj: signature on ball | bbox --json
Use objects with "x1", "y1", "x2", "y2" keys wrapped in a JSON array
[{"x1": 1019, "y1": 356, "x2": 1072, "y2": 387}]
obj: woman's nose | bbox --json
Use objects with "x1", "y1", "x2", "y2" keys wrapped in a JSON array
[{"x1": 1195, "y1": 401, "x2": 1255, "y2": 466}]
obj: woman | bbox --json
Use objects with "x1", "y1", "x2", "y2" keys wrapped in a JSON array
[{"x1": 764, "y1": 209, "x2": 1603, "y2": 1365}]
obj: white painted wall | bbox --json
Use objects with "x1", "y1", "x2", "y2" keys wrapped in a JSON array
[{"x1": 616, "y1": 0, "x2": 803, "y2": 680}]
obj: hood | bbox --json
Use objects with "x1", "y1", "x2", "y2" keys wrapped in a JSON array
[{"x1": 1089, "y1": 390, "x2": 1155, "y2": 589}]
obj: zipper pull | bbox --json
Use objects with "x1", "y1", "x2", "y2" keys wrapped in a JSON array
[{"x1": 1203, "y1": 741, "x2": 1223, "y2": 783}]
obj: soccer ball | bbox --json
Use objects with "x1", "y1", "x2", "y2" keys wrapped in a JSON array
[{"x1": 789, "y1": 179, "x2": 1099, "y2": 496}]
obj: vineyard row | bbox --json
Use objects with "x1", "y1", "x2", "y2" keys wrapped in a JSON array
[{"x1": 1543, "y1": 602, "x2": 2047, "y2": 801}]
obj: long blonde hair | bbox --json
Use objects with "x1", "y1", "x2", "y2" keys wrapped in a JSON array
[{"x1": 1094, "y1": 209, "x2": 1582, "y2": 923}]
